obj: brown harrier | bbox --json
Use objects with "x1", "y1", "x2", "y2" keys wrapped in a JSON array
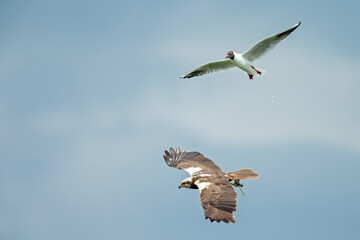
[{"x1": 163, "y1": 147, "x2": 259, "y2": 223}]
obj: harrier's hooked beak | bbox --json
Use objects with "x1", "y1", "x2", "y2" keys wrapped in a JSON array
[{"x1": 178, "y1": 186, "x2": 181, "y2": 189}]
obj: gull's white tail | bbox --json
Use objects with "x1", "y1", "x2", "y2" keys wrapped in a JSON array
[{"x1": 256, "y1": 67, "x2": 266, "y2": 77}]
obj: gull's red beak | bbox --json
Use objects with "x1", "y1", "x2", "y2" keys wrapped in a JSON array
[{"x1": 225, "y1": 55, "x2": 229, "y2": 59}]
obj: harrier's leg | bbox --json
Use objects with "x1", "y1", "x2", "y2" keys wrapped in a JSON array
[
  {"x1": 230, "y1": 180, "x2": 245, "y2": 196},
  {"x1": 231, "y1": 180, "x2": 244, "y2": 188}
]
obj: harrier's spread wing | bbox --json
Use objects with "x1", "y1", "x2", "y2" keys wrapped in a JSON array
[
  {"x1": 242, "y1": 22, "x2": 301, "y2": 62},
  {"x1": 163, "y1": 147, "x2": 238, "y2": 223},
  {"x1": 200, "y1": 183, "x2": 237, "y2": 223},
  {"x1": 163, "y1": 147, "x2": 223, "y2": 176}
]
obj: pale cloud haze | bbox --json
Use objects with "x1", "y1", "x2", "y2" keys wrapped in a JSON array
[{"x1": 1, "y1": 1, "x2": 359, "y2": 240}]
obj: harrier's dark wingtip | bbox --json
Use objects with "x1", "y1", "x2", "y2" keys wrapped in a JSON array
[
  {"x1": 163, "y1": 150, "x2": 173, "y2": 166},
  {"x1": 163, "y1": 147, "x2": 188, "y2": 168}
]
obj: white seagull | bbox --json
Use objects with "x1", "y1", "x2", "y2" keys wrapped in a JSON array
[{"x1": 180, "y1": 22, "x2": 301, "y2": 80}]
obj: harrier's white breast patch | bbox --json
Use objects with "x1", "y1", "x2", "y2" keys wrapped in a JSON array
[{"x1": 195, "y1": 180, "x2": 212, "y2": 191}]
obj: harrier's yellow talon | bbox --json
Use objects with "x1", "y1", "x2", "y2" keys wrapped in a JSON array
[
  {"x1": 231, "y1": 181, "x2": 240, "y2": 187},
  {"x1": 230, "y1": 180, "x2": 245, "y2": 196}
]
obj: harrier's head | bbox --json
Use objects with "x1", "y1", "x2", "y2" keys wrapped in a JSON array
[
  {"x1": 179, "y1": 177, "x2": 198, "y2": 189},
  {"x1": 225, "y1": 51, "x2": 234, "y2": 60}
]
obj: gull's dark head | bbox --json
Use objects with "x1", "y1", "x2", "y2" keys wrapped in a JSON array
[{"x1": 225, "y1": 51, "x2": 234, "y2": 60}]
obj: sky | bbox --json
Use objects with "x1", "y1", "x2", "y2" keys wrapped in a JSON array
[{"x1": 1, "y1": 0, "x2": 359, "y2": 239}]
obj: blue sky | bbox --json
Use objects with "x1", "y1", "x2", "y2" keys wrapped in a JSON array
[{"x1": 1, "y1": 1, "x2": 359, "y2": 239}]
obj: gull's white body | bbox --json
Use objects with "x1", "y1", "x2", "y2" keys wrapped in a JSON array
[
  {"x1": 232, "y1": 52, "x2": 259, "y2": 76},
  {"x1": 180, "y1": 22, "x2": 301, "y2": 80}
]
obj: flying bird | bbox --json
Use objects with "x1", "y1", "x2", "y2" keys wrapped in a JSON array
[
  {"x1": 180, "y1": 22, "x2": 301, "y2": 80},
  {"x1": 163, "y1": 147, "x2": 259, "y2": 223}
]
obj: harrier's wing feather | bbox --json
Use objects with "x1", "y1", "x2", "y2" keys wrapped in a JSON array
[
  {"x1": 163, "y1": 147, "x2": 196, "y2": 168},
  {"x1": 180, "y1": 59, "x2": 235, "y2": 79},
  {"x1": 163, "y1": 147, "x2": 223, "y2": 175},
  {"x1": 242, "y1": 22, "x2": 301, "y2": 62},
  {"x1": 200, "y1": 184, "x2": 237, "y2": 223}
]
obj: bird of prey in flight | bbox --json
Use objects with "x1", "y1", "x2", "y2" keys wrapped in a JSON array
[
  {"x1": 180, "y1": 22, "x2": 301, "y2": 80},
  {"x1": 163, "y1": 147, "x2": 259, "y2": 223}
]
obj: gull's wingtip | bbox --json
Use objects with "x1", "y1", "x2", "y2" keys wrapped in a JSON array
[
  {"x1": 288, "y1": 21, "x2": 301, "y2": 31},
  {"x1": 179, "y1": 75, "x2": 190, "y2": 79}
]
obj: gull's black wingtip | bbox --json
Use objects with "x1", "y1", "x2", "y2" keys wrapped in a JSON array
[
  {"x1": 289, "y1": 22, "x2": 301, "y2": 31},
  {"x1": 179, "y1": 74, "x2": 192, "y2": 79},
  {"x1": 294, "y1": 22, "x2": 301, "y2": 29},
  {"x1": 179, "y1": 75, "x2": 191, "y2": 79}
]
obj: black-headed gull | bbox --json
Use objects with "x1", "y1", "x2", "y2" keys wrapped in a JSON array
[{"x1": 180, "y1": 22, "x2": 301, "y2": 80}]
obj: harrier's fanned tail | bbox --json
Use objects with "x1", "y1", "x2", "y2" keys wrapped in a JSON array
[{"x1": 226, "y1": 169, "x2": 259, "y2": 180}]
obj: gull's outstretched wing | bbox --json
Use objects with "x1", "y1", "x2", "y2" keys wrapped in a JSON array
[
  {"x1": 180, "y1": 59, "x2": 235, "y2": 79},
  {"x1": 242, "y1": 22, "x2": 301, "y2": 62}
]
